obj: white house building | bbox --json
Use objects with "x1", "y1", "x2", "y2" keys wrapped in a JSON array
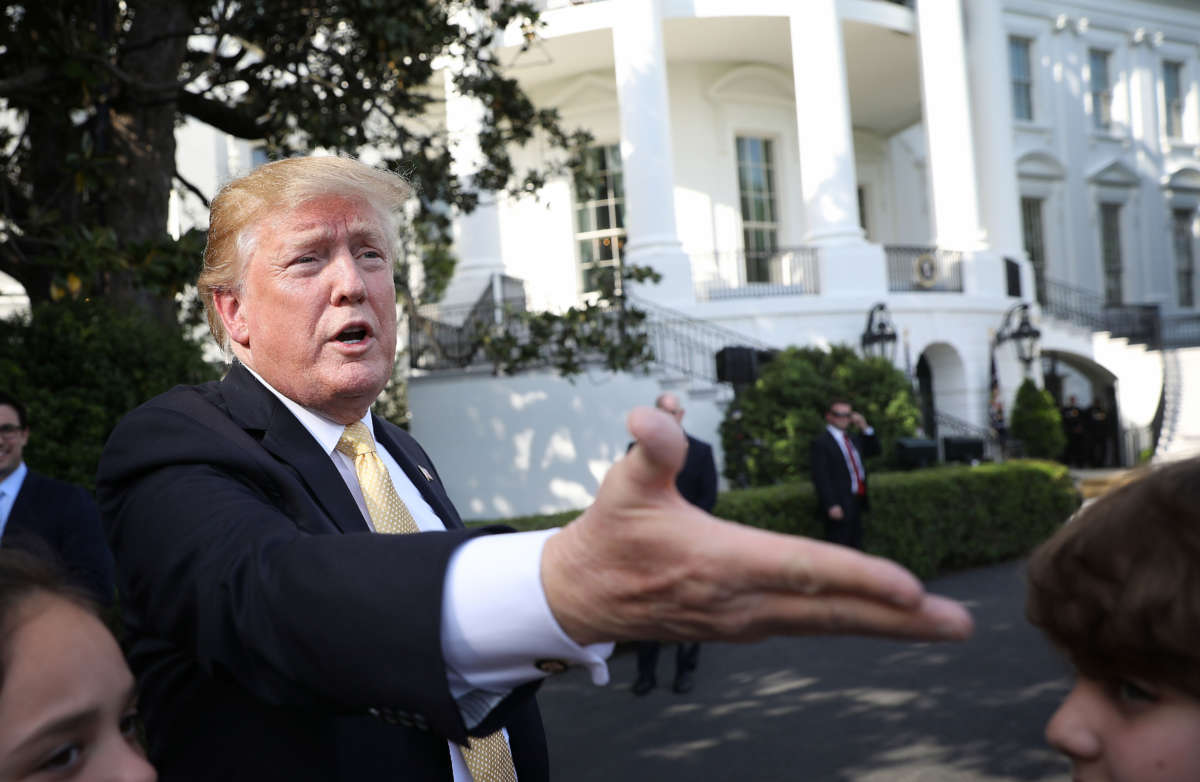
[
  {"x1": 6, "y1": 0, "x2": 1198, "y2": 519},
  {"x1": 405, "y1": 0, "x2": 1200, "y2": 518}
]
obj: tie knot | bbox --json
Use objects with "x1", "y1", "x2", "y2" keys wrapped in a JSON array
[{"x1": 337, "y1": 421, "x2": 375, "y2": 457}]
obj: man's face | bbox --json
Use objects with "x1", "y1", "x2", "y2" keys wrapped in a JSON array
[
  {"x1": 1046, "y1": 674, "x2": 1200, "y2": 782},
  {"x1": 215, "y1": 195, "x2": 398, "y2": 424},
  {"x1": 657, "y1": 395, "x2": 684, "y2": 424},
  {"x1": 0, "y1": 405, "x2": 27, "y2": 480},
  {"x1": 826, "y1": 404, "x2": 852, "y2": 431}
]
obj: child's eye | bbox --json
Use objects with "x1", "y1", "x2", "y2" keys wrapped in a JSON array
[
  {"x1": 39, "y1": 743, "x2": 81, "y2": 772},
  {"x1": 119, "y1": 710, "x2": 139, "y2": 739},
  {"x1": 1113, "y1": 678, "x2": 1159, "y2": 704}
]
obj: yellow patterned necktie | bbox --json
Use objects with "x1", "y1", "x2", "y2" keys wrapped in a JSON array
[{"x1": 336, "y1": 422, "x2": 517, "y2": 782}]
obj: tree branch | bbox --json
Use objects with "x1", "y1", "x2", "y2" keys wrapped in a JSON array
[
  {"x1": 176, "y1": 90, "x2": 269, "y2": 140},
  {"x1": 0, "y1": 67, "x2": 50, "y2": 97},
  {"x1": 173, "y1": 172, "x2": 210, "y2": 209}
]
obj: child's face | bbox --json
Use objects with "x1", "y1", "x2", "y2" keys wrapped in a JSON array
[{"x1": 1046, "y1": 673, "x2": 1200, "y2": 781}]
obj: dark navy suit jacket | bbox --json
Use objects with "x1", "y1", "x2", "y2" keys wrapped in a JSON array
[
  {"x1": 96, "y1": 363, "x2": 546, "y2": 781},
  {"x1": 4, "y1": 470, "x2": 115, "y2": 603}
]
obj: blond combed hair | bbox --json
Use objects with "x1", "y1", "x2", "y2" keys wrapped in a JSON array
[{"x1": 197, "y1": 156, "x2": 412, "y2": 348}]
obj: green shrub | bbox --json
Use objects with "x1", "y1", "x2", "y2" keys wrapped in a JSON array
[
  {"x1": 720, "y1": 344, "x2": 920, "y2": 487},
  {"x1": 479, "y1": 460, "x2": 1080, "y2": 580},
  {"x1": 1010, "y1": 378, "x2": 1066, "y2": 460},
  {"x1": 0, "y1": 300, "x2": 218, "y2": 488}
]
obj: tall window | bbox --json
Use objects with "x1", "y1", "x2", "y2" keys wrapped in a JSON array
[
  {"x1": 1089, "y1": 49, "x2": 1112, "y2": 131},
  {"x1": 1100, "y1": 203, "x2": 1123, "y2": 306},
  {"x1": 1009, "y1": 37, "x2": 1034, "y2": 121},
  {"x1": 1175, "y1": 208, "x2": 1195, "y2": 307},
  {"x1": 1164, "y1": 61, "x2": 1184, "y2": 139},
  {"x1": 1021, "y1": 196, "x2": 1047, "y2": 305},
  {"x1": 572, "y1": 144, "x2": 625, "y2": 295},
  {"x1": 736, "y1": 136, "x2": 778, "y2": 283}
]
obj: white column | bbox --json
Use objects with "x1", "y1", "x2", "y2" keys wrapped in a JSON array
[
  {"x1": 1051, "y1": 17, "x2": 1089, "y2": 289},
  {"x1": 612, "y1": 0, "x2": 693, "y2": 305},
  {"x1": 966, "y1": 0, "x2": 1024, "y2": 259},
  {"x1": 789, "y1": 1, "x2": 863, "y2": 245},
  {"x1": 442, "y1": 40, "x2": 505, "y2": 309},
  {"x1": 1128, "y1": 29, "x2": 1171, "y2": 307},
  {"x1": 916, "y1": 0, "x2": 984, "y2": 251}
]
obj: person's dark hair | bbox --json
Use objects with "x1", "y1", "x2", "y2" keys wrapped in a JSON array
[
  {"x1": 826, "y1": 398, "x2": 850, "y2": 413},
  {"x1": 1026, "y1": 458, "x2": 1200, "y2": 699},
  {"x1": 0, "y1": 391, "x2": 27, "y2": 429},
  {"x1": 0, "y1": 548, "x2": 98, "y2": 694}
]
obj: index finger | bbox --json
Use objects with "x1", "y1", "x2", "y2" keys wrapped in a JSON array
[{"x1": 718, "y1": 519, "x2": 927, "y2": 609}]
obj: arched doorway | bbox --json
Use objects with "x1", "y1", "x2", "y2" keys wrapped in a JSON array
[
  {"x1": 915, "y1": 342, "x2": 969, "y2": 438},
  {"x1": 1042, "y1": 350, "x2": 1121, "y2": 467}
]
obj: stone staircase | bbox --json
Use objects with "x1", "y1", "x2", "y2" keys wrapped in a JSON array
[{"x1": 1154, "y1": 346, "x2": 1200, "y2": 463}]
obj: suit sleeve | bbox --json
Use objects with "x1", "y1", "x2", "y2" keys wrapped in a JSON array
[
  {"x1": 58, "y1": 485, "x2": 116, "y2": 605},
  {"x1": 810, "y1": 437, "x2": 837, "y2": 513},
  {"x1": 860, "y1": 430, "x2": 881, "y2": 461},
  {"x1": 696, "y1": 442, "x2": 718, "y2": 513},
  {"x1": 97, "y1": 398, "x2": 497, "y2": 743}
]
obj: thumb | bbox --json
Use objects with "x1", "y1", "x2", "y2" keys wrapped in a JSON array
[{"x1": 623, "y1": 405, "x2": 687, "y2": 492}]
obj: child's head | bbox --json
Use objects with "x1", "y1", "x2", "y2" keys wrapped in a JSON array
[
  {"x1": 1027, "y1": 458, "x2": 1200, "y2": 781},
  {"x1": 0, "y1": 549, "x2": 155, "y2": 782}
]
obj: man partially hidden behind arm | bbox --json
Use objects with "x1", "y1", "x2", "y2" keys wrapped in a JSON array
[
  {"x1": 97, "y1": 156, "x2": 971, "y2": 782},
  {"x1": 0, "y1": 391, "x2": 115, "y2": 604},
  {"x1": 631, "y1": 393, "x2": 717, "y2": 696}
]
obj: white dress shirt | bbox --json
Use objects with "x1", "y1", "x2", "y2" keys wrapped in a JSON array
[
  {"x1": 0, "y1": 461, "x2": 28, "y2": 534},
  {"x1": 247, "y1": 367, "x2": 613, "y2": 780},
  {"x1": 826, "y1": 424, "x2": 873, "y2": 495}
]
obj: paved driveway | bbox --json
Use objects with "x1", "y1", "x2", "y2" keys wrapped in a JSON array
[{"x1": 538, "y1": 559, "x2": 1072, "y2": 781}]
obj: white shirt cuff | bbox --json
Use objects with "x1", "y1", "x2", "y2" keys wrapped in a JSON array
[{"x1": 441, "y1": 528, "x2": 613, "y2": 695}]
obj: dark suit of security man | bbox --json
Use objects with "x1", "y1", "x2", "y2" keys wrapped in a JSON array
[{"x1": 810, "y1": 399, "x2": 879, "y2": 551}]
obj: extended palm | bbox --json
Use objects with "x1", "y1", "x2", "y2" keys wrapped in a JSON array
[{"x1": 542, "y1": 407, "x2": 973, "y2": 647}]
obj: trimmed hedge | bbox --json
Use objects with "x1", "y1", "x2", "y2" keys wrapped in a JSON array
[{"x1": 477, "y1": 460, "x2": 1080, "y2": 580}]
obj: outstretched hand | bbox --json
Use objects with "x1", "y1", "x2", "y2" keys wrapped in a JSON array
[{"x1": 541, "y1": 406, "x2": 973, "y2": 647}]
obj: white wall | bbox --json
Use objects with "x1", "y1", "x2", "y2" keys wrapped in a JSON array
[{"x1": 408, "y1": 368, "x2": 728, "y2": 520}]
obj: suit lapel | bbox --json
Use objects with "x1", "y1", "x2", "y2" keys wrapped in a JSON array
[
  {"x1": 372, "y1": 419, "x2": 463, "y2": 530},
  {"x1": 221, "y1": 364, "x2": 369, "y2": 534}
]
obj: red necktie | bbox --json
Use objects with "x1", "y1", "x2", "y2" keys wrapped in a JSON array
[{"x1": 844, "y1": 432, "x2": 866, "y2": 496}]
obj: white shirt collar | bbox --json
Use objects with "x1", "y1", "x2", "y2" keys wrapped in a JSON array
[{"x1": 239, "y1": 363, "x2": 374, "y2": 455}]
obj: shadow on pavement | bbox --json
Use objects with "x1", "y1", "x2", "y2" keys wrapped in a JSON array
[{"x1": 538, "y1": 559, "x2": 1071, "y2": 781}]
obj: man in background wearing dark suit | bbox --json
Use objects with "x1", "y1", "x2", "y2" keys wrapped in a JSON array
[
  {"x1": 810, "y1": 399, "x2": 879, "y2": 551},
  {"x1": 0, "y1": 390, "x2": 114, "y2": 603},
  {"x1": 631, "y1": 392, "x2": 717, "y2": 696}
]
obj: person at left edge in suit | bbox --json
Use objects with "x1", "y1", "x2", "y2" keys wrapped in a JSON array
[
  {"x1": 810, "y1": 398, "x2": 880, "y2": 551},
  {"x1": 631, "y1": 393, "x2": 717, "y2": 697},
  {"x1": 0, "y1": 391, "x2": 115, "y2": 605}
]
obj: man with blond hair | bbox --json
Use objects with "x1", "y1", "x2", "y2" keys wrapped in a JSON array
[{"x1": 98, "y1": 156, "x2": 971, "y2": 781}]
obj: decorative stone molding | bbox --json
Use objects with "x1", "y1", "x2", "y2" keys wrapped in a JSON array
[
  {"x1": 1053, "y1": 14, "x2": 1088, "y2": 36},
  {"x1": 1129, "y1": 27, "x2": 1164, "y2": 49}
]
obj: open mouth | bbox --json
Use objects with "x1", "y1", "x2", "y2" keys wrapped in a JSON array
[{"x1": 336, "y1": 327, "x2": 368, "y2": 344}]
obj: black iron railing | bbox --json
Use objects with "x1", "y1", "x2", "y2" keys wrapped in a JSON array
[
  {"x1": 629, "y1": 295, "x2": 773, "y2": 384},
  {"x1": 409, "y1": 282, "x2": 771, "y2": 385},
  {"x1": 1040, "y1": 278, "x2": 1161, "y2": 346},
  {"x1": 885, "y1": 245, "x2": 964, "y2": 292},
  {"x1": 409, "y1": 276, "x2": 528, "y2": 372},
  {"x1": 1162, "y1": 314, "x2": 1200, "y2": 348},
  {"x1": 694, "y1": 247, "x2": 821, "y2": 301}
]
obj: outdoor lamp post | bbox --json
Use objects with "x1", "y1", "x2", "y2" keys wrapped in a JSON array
[
  {"x1": 995, "y1": 302, "x2": 1041, "y2": 372},
  {"x1": 861, "y1": 302, "x2": 899, "y2": 362}
]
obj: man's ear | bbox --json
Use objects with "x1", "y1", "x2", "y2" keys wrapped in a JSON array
[{"x1": 213, "y1": 289, "x2": 250, "y2": 347}]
